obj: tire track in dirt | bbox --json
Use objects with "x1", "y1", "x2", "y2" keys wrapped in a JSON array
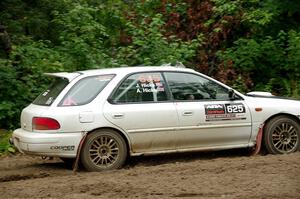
[
  {"x1": 0, "y1": 150, "x2": 299, "y2": 199},
  {"x1": 0, "y1": 173, "x2": 50, "y2": 182}
]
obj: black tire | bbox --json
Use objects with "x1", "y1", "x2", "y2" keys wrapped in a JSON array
[
  {"x1": 264, "y1": 116, "x2": 300, "y2": 154},
  {"x1": 80, "y1": 129, "x2": 127, "y2": 171}
]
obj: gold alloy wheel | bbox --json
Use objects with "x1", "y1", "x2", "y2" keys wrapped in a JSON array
[{"x1": 88, "y1": 135, "x2": 120, "y2": 167}]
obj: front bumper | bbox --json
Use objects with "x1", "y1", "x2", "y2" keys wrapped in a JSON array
[{"x1": 12, "y1": 128, "x2": 84, "y2": 158}]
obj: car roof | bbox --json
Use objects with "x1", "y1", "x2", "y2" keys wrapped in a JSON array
[
  {"x1": 78, "y1": 66, "x2": 196, "y2": 76},
  {"x1": 44, "y1": 66, "x2": 198, "y2": 81}
]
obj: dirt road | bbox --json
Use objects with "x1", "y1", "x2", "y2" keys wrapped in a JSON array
[{"x1": 0, "y1": 150, "x2": 299, "y2": 199}]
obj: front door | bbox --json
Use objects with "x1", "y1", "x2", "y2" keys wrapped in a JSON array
[{"x1": 164, "y1": 72, "x2": 252, "y2": 150}]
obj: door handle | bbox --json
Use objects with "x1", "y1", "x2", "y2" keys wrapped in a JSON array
[
  {"x1": 183, "y1": 111, "x2": 193, "y2": 116},
  {"x1": 113, "y1": 113, "x2": 124, "y2": 119}
]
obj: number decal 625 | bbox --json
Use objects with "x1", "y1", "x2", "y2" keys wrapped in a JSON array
[{"x1": 225, "y1": 104, "x2": 246, "y2": 113}]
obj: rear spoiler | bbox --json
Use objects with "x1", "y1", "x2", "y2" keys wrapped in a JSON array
[{"x1": 44, "y1": 72, "x2": 82, "y2": 82}]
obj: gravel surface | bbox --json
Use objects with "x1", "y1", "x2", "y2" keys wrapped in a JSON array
[{"x1": 0, "y1": 150, "x2": 299, "y2": 199}]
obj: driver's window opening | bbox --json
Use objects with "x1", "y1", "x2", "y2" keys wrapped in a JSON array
[{"x1": 164, "y1": 72, "x2": 230, "y2": 101}]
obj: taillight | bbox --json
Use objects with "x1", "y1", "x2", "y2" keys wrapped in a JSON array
[{"x1": 32, "y1": 117, "x2": 60, "y2": 130}]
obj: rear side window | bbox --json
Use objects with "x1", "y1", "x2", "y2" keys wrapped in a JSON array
[
  {"x1": 59, "y1": 74, "x2": 114, "y2": 106},
  {"x1": 110, "y1": 73, "x2": 168, "y2": 103},
  {"x1": 33, "y1": 78, "x2": 69, "y2": 106}
]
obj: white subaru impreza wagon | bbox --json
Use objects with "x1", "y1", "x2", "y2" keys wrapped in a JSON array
[{"x1": 12, "y1": 66, "x2": 300, "y2": 171}]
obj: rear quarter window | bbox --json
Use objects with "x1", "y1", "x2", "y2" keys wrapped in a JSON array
[
  {"x1": 59, "y1": 74, "x2": 115, "y2": 106},
  {"x1": 33, "y1": 77, "x2": 69, "y2": 106}
]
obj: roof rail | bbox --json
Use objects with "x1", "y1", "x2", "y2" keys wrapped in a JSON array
[
  {"x1": 174, "y1": 61, "x2": 186, "y2": 68},
  {"x1": 160, "y1": 63, "x2": 172, "y2": 67},
  {"x1": 161, "y1": 61, "x2": 186, "y2": 68}
]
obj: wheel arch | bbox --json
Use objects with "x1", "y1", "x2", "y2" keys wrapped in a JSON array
[
  {"x1": 87, "y1": 127, "x2": 132, "y2": 156},
  {"x1": 263, "y1": 113, "x2": 300, "y2": 128}
]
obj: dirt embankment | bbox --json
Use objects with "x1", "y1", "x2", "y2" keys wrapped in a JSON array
[{"x1": 0, "y1": 150, "x2": 299, "y2": 199}]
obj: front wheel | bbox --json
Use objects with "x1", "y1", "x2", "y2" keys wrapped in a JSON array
[
  {"x1": 81, "y1": 129, "x2": 127, "y2": 171},
  {"x1": 264, "y1": 116, "x2": 300, "y2": 154}
]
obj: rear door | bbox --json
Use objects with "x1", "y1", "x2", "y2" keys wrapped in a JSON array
[
  {"x1": 103, "y1": 72, "x2": 178, "y2": 153},
  {"x1": 164, "y1": 72, "x2": 252, "y2": 150}
]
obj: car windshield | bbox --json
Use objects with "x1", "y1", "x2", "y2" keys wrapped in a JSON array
[{"x1": 33, "y1": 77, "x2": 69, "y2": 106}]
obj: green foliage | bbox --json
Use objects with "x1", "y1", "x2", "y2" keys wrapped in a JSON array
[
  {"x1": 212, "y1": 0, "x2": 276, "y2": 28},
  {"x1": 213, "y1": 0, "x2": 300, "y2": 97},
  {"x1": 231, "y1": 74, "x2": 249, "y2": 93},
  {"x1": 116, "y1": 13, "x2": 202, "y2": 66},
  {"x1": 212, "y1": 0, "x2": 241, "y2": 16},
  {"x1": 219, "y1": 30, "x2": 300, "y2": 97},
  {"x1": 0, "y1": 130, "x2": 15, "y2": 156},
  {"x1": 51, "y1": 3, "x2": 110, "y2": 70},
  {"x1": 0, "y1": 39, "x2": 65, "y2": 128}
]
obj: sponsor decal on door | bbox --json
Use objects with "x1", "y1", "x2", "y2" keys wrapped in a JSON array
[{"x1": 204, "y1": 103, "x2": 246, "y2": 121}]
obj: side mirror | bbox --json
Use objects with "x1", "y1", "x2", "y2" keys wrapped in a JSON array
[{"x1": 228, "y1": 89, "x2": 236, "y2": 100}]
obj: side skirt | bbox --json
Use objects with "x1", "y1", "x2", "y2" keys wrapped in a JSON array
[{"x1": 130, "y1": 143, "x2": 254, "y2": 157}]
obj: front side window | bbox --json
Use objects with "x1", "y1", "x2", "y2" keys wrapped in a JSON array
[
  {"x1": 110, "y1": 73, "x2": 168, "y2": 103},
  {"x1": 33, "y1": 77, "x2": 69, "y2": 106},
  {"x1": 59, "y1": 74, "x2": 114, "y2": 106},
  {"x1": 164, "y1": 72, "x2": 230, "y2": 101}
]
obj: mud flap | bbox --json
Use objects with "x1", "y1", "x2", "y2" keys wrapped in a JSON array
[
  {"x1": 251, "y1": 124, "x2": 264, "y2": 155},
  {"x1": 73, "y1": 132, "x2": 88, "y2": 173}
]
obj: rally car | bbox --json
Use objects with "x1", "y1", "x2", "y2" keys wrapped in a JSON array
[{"x1": 12, "y1": 66, "x2": 300, "y2": 171}]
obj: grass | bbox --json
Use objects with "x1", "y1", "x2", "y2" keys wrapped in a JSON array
[{"x1": 0, "y1": 129, "x2": 15, "y2": 156}]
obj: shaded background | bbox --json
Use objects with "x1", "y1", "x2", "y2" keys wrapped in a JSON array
[{"x1": 0, "y1": 0, "x2": 300, "y2": 129}]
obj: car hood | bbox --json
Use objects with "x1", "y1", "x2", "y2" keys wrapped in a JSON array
[
  {"x1": 246, "y1": 94, "x2": 300, "y2": 102},
  {"x1": 244, "y1": 94, "x2": 300, "y2": 116},
  {"x1": 242, "y1": 95, "x2": 300, "y2": 124}
]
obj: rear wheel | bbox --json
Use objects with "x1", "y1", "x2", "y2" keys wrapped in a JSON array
[
  {"x1": 264, "y1": 116, "x2": 300, "y2": 154},
  {"x1": 81, "y1": 129, "x2": 127, "y2": 171}
]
